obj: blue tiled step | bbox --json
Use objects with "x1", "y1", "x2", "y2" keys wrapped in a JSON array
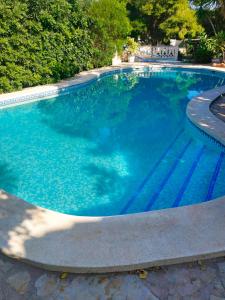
[
  {"x1": 121, "y1": 127, "x2": 225, "y2": 215},
  {"x1": 147, "y1": 145, "x2": 225, "y2": 211},
  {"x1": 172, "y1": 145, "x2": 206, "y2": 208},
  {"x1": 120, "y1": 128, "x2": 184, "y2": 214},
  {"x1": 144, "y1": 139, "x2": 192, "y2": 211},
  {"x1": 142, "y1": 141, "x2": 203, "y2": 211},
  {"x1": 124, "y1": 130, "x2": 190, "y2": 214},
  {"x1": 143, "y1": 140, "x2": 208, "y2": 211},
  {"x1": 205, "y1": 152, "x2": 225, "y2": 201},
  {"x1": 211, "y1": 152, "x2": 225, "y2": 199},
  {"x1": 174, "y1": 149, "x2": 225, "y2": 207}
]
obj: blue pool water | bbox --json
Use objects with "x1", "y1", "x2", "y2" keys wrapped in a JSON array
[{"x1": 0, "y1": 67, "x2": 225, "y2": 216}]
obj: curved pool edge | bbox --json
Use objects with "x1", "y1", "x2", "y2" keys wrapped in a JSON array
[
  {"x1": 187, "y1": 85, "x2": 225, "y2": 146},
  {"x1": 1, "y1": 62, "x2": 225, "y2": 109},
  {"x1": 1, "y1": 62, "x2": 225, "y2": 273},
  {"x1": 1, "y1": 190, "x2": 225, "y2": 273}
]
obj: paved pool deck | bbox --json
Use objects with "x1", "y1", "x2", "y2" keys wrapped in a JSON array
[
  {"x1": 0, "y1": 63, "x2": 225, "y2": 276},
  {"x1": 1, "y1": 252, "x2": 225, "y2": 300},
  {"x1": 211, "y1": 95, "x2": 225, "y2": 123}
]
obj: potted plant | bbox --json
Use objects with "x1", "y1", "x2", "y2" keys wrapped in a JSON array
[{"x1": 126, "y1": 37, "x2": 139, "y2": 63}]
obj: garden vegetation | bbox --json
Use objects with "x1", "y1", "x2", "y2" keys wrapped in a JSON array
[{"x1": 0, "y1": 0, "x2": 224, "y2": 93}]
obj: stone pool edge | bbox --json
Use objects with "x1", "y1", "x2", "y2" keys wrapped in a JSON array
[
  {"x1": 0, "y1": 63, "x2": 225, "y2": 273},
  {"x1": 186, "y1": 84, "x2": 225, "y2": 147},
  {"x1": 0, "y1": 62, "x2": 225, "y2": 109}
]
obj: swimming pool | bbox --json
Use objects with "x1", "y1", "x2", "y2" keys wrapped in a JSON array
[{"x1": 0, "y1": 67, "x2": 225, "y2": 216}]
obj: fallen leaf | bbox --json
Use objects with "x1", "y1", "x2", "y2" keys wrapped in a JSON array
[
  {"x1": 60, "y1": 272, "x2": 68, "y2": 280},
  {"x1": 138, "y1": 270, "x2": 148, "y2": 279}
]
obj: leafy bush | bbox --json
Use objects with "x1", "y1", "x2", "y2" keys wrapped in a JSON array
[
  {"x1": 0, "y1": 0, "x2": 94, "y2": 93},
  {"x1": 194, "y1": 34, "x2": 215, "y2": 63},
  {"x1": 213, "y1": 31, "x2": 225, "y2": 62},
  {"x1": 126, "y1": 37, "x2": 139, "y2": 55},
  {"x1": 194, "y1": 47, "x2": 213, "y2": 63},
  {"x1": 193, "y1": 32, "x2": 225, "y2": 63}
]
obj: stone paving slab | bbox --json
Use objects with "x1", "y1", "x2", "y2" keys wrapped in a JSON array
[
  {"x1": 1, "y1": 252, "x2": 225, "y2": 300},
  {"x1": 211, "y1": 96, "x2": 225, "y2": 123}
]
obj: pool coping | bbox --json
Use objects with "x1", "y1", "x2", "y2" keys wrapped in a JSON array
[
  {"x1": 1, "y1": 62, "x2": 225, "y2": 273},
  {"x1": 187, "y1": 85, "x2": 225, "y2": 146}
]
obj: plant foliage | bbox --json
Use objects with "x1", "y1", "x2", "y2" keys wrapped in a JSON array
[
  {"x1": 0, "y1": 0, "x2": 224, "y2": 93},
  {"x1": 0, "y1": 0, "x2": 94, "y2": 93},
  {"x1": 127, "y1": 0, "x2": 203, "y2": 43},
  {"x1": 88, "y1": 0, "x2": 131, "y2": 66}
]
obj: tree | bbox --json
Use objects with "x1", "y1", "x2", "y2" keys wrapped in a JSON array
[
  {"x1": 190, "y1": 0, "x2": 225, "y2": 35},
  {"x1": 88, "y1": 0, "x2": 131, "y2": 66},
  {"x1": 128, "y1": 0, "x2": 202, "y2": 43},
  {"x1": 191, "y1": 0, "x2": 225, "y2": 16},
  {"x1": 160, "y1": 1, "x2": 203, "y2": 39}
]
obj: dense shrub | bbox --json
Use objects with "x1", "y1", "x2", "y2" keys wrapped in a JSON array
[
  {"x1": 193, "y1": 34, "x2": 215, "y2": 63},
  {"x1": 213, "y1": 31, "x2": 225, "y2": 62},
  {"x1": 194, "y1": 46, "x2": 214, "y2": 63},
  {"x1": 193, "y1": 32, "x2": 225, "y2": 63},
  {"x1": 88, "y1": 0, "x2": 131, "y2": 67},
  {"x1": 0, "y1": 0, "x2": 94, "y2": 93}
]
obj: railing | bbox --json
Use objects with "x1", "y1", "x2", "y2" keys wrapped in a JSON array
[{"x1": 138, "y1": 45, "x2": 179, "y2": 61}]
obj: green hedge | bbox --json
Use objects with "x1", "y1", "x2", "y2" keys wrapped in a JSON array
[{"x1": 0, "y1": 0, "x2": 94, "y2": 93}]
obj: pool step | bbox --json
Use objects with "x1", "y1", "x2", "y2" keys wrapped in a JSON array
[
  {"x1": 120, "y1": 128, "x2": 184, "y2": 214},
  {"x1": 147, "y1": 142, "x2": 206, "y2": 211},
  {"x1": 144, "y1": 139, "x2": 192, "y2": 211},
  {"x1": 177, "y1": 148, "x2": 225, "y2": 207},
  {"x1": 122, "y1": 130, "x2": 190, "y2": 214},
  {"x1": 172, "y1": 145, "x2": 206, "y2": 208},
  {"x1": 143, "y1": 139, "x2": 206, "y2": 211},
  {"x1": 212, "y1": 152, "x2": 225, "y2": 199},
  {"x1": 205, "y1": 152, "x2": 225, "y2": 201},
  {"x1": 121, "y1": 130, "x2": 225, "y2": 215}
]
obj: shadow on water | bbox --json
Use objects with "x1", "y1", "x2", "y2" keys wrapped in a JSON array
[
  {"x1": 0, "y1": 162, "x2": 17, "y2": 192},
  {"x1": 84, "y1": 163, "x2": 124, "y2": 198}
]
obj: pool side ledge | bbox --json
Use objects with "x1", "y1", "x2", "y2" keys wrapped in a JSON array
[
  {"x1": 1, "y1": 190, "x2": 225, "y2": 273},
  {"x1": 187, "y1": 85, "x2": 225, "y2": 146}
]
